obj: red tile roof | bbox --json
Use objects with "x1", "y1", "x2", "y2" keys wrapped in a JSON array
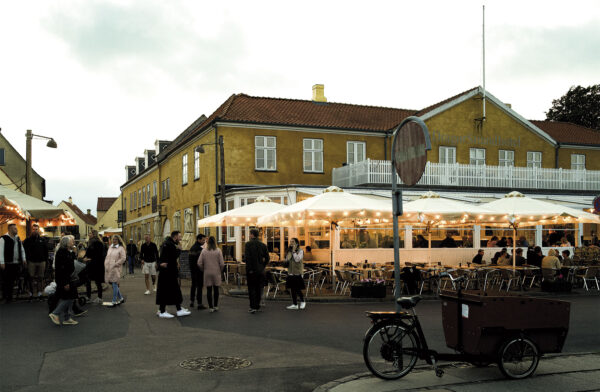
[
  {"x1": 531, "y1": 120, "x2": 600, "y2": 146},
  {"x1": 97, "y1": 197, "x2": 118, "y2": 212},
  {"x1": 208, "y1": 94, "x2": 416, "y2": 132},
  {"x1": 63, "y1": 201, "x2": 97, "y2": 225}
]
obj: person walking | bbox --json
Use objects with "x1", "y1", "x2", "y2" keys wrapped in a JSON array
[
  {"x1": 188, "y1": 234, "x2": 206, "y2": 309},
  {"x1": 49, "y1": 235, "x2": 78, "y2": 325},
  {"x1": 0, "y1": 223, "x2": 27, "y2": 304},
  {"x1": 23, "y1": 223, "x2": 47, "y2": 300},
  {"x1": 126, "y1": 239, "x2": 137, "y2": 275},
  {"x1": 83, "y1": 230, "x2": 105, "y2": 303},
  {"x1": 243, "y1": 228, "x2": 269, "y2": 314},
  {"x1": 197, "y1": 236, "x2": 224, "y2": 312},
  {"x1": 140, "y1": 234, "x2": 159, "y2": 295},
  {"x1": 156, "y1": 231, "x2": 190, "y2": 318},
  {"x1": 285, "y1": 237, "x2": 305, "y2": 310},
  {"x1": 104, "y1": 235, "x2": 126, "y2": 307}
]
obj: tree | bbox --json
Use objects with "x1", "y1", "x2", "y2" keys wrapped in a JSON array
[{"x1": 546, "y1": 85, "x2": 600, "y2": 130}]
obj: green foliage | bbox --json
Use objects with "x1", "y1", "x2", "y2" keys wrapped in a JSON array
[{"x1": 546, "y1": 85, "x2": 600, "y2": 130}]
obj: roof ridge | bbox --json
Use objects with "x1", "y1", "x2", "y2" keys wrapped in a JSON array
[
  {"x1": 215, "y1": 93, "x2": 241, "y2": 119},
  {"x1": 236, "y1": 93, "x2": 417, "y2": 112}
]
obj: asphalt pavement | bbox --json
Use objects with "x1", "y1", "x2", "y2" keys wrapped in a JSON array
[{"x1": 1, "y1": 272, "x2": 599, "y2": 392}]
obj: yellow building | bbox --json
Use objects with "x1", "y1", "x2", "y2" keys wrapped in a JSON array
[
  {"x1": 0, "y1": 131, "x2": 46, "y2": 200},
  {"x1": 121, "y1": 85, "x2": 600, "y2": 259},
  {"x1": 57, "y1": 197, "x2": 97, "y2": 239},
  {"x1": 94, "y1": 196, "x2": 122, "y2": 235}
]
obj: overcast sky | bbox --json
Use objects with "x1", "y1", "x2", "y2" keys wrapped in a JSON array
[{"x1": 1, "y1": 1, "x2": 598, "y2": 214}]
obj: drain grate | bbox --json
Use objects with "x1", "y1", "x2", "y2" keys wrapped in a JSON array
[{"x1": 179, "y1": 356, "x2": 252, "y2": 372}]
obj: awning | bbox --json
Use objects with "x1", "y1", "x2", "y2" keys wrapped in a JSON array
[{"x1": 0, "y1": 184, "x2": 75, "y2": 225}]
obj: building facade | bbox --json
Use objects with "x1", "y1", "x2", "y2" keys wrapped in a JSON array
[
  {"x1": 0, "y1": 131, "x2": 46, "y2": 199},
  {"x1": 121, "y1": 85, "x2": 600, "y2": 259}
]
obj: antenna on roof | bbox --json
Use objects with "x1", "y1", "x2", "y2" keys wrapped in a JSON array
[{"x1": 482, "y1": 4, "x2": 486, "y2": 121}]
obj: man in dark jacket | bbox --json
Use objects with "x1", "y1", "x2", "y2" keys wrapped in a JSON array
[
  {"x1": 126, "y1": 240, "x2": 138, "y2": 274},
  {"x1": 472, "y1": 249, "x2": 485, "y2": 264},
  {"x1": 23, "y1": 223, "x2": 48, "y2": 299},
  {"x1": 140, "y1": 234, "x2": 159, "y2": 295},
  {"x1": 244, "y1": 228, "x2": 269, "y2": 313},
  {"x1": 188, "y1": 234, "x2": 206, "y2": 310},
  {"x1": 0, "y1": 223, "x2": 27, "y2": 303},
  {"x1": 156, "y1": 231, "x2": 190, "y2": 318},
  {"x1": 83, "y1": 230, "x2": 106, "y2": 303},
  {"x1": 439, "y1": 233, "x2": 457, "y2": 248}
]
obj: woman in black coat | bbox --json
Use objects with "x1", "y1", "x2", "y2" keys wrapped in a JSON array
[
  {"x1": 156, "y1": 231, "x2": 190, "y2": 318},
  {"x1": 49, "y1": 235, "x2": 78, "y2": 325}
]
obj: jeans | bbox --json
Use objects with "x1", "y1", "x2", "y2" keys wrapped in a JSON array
[
  {"x1": 127, "y1": 256, "x2": 135, "y2": 274},
  {"x1": 111, "y1": 282, "x2": 123, "y2": 303},
  {"x1": 206, "y1": 286, "x2": 219, "y2": 308},
  {"x1": 246, "y1": 272, "x2": 264, "y2": 310},
  {"x1": 189, "y1": 266, "x2": 203, "y2": 305},
  {"x1": 52, "y1": 298, "x2": 73, "y2": 321}
]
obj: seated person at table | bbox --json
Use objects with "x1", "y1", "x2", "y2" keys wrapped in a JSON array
[
  {"x1": 560, "y1": 237, "x2": 571, "y2": 247},
  {"x1": 496, "y1": 237, "x2": 508, "y2": 247},
  {"x1": 561, "y1": 250, "x2": 573, "y2": 266},
  {"x1": 527, "y1": 246, "x2": 543, "y2": 267},
  {"x1": 497, "y1": 249, "x2": 512, "y2": 266},
  {"x1": 542, "y1": 249, "x2": 562, "y2": 280},
  {"x1": 341, "y1": 235, "x2": 353, "y2": 249},
  {"x1": 415, "y1": 234, "x2": 428, "y2": 248},
  {"x1": 491, "y1": 248, "x2": 509, "y2": 265},
  {"x1": 462, "y1": 234, "x2": 473, "y2": 248},
  {"x1": 472, "y1": 249, "x2": 485, "y2": 264},
  {"x1": 514, "y1": 248, "x2": 526, "y2": 266},
  {"x1": 439, "y1": 233, "x2": 457, "y2": 248},
  {"x1": 506, "y1": 237, "x2": 513, "y2": 248},
  {"x1": 518, "y1": 236, "x2": 529, "y2": 247},
  {"x1": 486, "y1": 236, "x2": 498, "y2": 247},
  {"x1": 303, "y1": 246, "x2": 313, "y2": 261}
]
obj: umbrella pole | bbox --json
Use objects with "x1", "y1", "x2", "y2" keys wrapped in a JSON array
[
  {"x1": 428, "y1": 231, "x2": 432, "y2": 266},
  {"x1": 513, "y1": 227, "x2": 517, "y2": 269},
  {"x1": 330, "y1": 222, "x2": 335, "y2": 287}
]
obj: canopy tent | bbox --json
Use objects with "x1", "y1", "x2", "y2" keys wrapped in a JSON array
[
  {"x1": 480, "y1": 191, "x2": 600, "y2": 267},
  {"x1": 99, "y1": 227, "x2": 122, "y2": 236},
  {"x1": 197, "y1": 195, "x2": 285, "y2": 227},
  {"x1": 0, "y1": 185, "x2": 75, "y2": 226},
  {"x1": 258, "y1": 186, "x2": 393, "y2": 282}
]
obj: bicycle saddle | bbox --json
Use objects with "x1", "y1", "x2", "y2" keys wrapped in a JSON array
[{"x1": 396, "y1": 295, "x2": 422, "y2": 309}]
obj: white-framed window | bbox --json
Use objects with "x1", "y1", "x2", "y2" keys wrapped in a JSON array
[
  {"x1": 143, "y1": 186, "x2": 146, "y2": 207},
  {"x1": 152, "y1": 181, "x2": 157, "y2": 197},
  {"x1": 194, "y1": 150, "x2": 200, "y2": 180},
  {"x1": 146, "y1": 184, "x2": 150, "y2": 205},
  {"x1": 439, "y1": 146, "x2": 456, "y2": 164},
  {"x1": 571, "y1": 154, "x2": 585, "y2": 170},
  {"x1": 255, "y1": 136, "x2": 276, "y2": 171},
  {"x1": 203, "y1": 203, "x2": 210, "y2": 236},
  {"x1": 166, "y1": 178, "x2": 170, "y2": 198},
  {"x1": 499, "y1": 150, "x2": 514, "y2": 167},
  {"x1": 469, "y1": 148, "x2": 486, "y2": 166},
  {"x1": 527, "y1": 151, "x2": 542, "y2": 168},
  {"x1": 130, "y1": 192, "x2": 133, "y2": 211},
  {"x1": 347, "y1": 141, "x2": 366, "y2": 165},
  {"x1": 226, "y1": 199, "x2": 236, "y2": 241},
  {"x1": 194, "y1": 205, "x2": 200, "y2": 233},
  {"x1": 182, "y1": 154, "x2": 188, "y2": 185},
  {"x1": 303, "y1": 138, "x2": 323, "y2": 173},
  {"x1": 138, "y1": 190, "x2": 141, "y2": 209}
]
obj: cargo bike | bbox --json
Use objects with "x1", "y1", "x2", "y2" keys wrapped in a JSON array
[{"x1": 363, "y1": 273, "x2": 570, "y2": 380}]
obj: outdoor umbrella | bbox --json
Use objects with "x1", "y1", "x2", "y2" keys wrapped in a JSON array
[
  {"x1": 257, "y1": 186, "x2": 393, "y2": 280},
  {"x1": 197, "y1": 195, "x2": 285, "y2": 227},
  {"x1": 481, "y1": 191, "x2": 600, "y2": 267}
]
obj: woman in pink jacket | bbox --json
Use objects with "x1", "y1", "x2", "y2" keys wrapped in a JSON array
[
  {"x1": 104, "y1": 235, "x2": 126, "y2": 306},
  {"x1": 197, "y1": 236, "x2": 224, "y2": 312}
]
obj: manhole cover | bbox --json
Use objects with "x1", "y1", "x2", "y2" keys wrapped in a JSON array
[{"x1": 179, "y1": 356, "x2": 252, "y2": 372}]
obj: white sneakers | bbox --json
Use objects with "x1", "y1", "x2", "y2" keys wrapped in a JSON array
[
  {"x1": 176, "y1": 308, "x2": 191, "y2": 317},
  {"x1": 286, "y1": 303, "x2": 306, "y2": 310},
  {"x1": 158, "y1": 312, "x2": 174, "y2": 319},
  {"x1": 144, "y1": 290, "x2": 151, "y2": 295}
]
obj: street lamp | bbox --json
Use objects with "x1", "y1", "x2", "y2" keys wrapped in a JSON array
[
  {"x1": 25, "y1": 129, "x2": 57, "y2": 196},
  {"x1": 195, "y1": 135, "x2": 225, "y2": 215}
]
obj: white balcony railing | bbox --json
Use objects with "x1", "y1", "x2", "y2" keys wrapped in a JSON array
[{"x1": 332, "y1": 159, "x2": 600, "y2": 191}]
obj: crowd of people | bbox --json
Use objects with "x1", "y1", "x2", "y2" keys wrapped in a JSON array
[{"x1": 1, "y1": 224, "x2": 309, "y2": 326}]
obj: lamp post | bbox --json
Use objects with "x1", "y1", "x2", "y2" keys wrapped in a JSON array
[
  {"x1": 25, "y1": 130, "x2": 57, "y2": 236},
  {"x1": 25, "y1": 129, "x2": 57, "y2": 196},
  {"x1": 195, "y1": 135, "x2": 225, "y2": 216}
]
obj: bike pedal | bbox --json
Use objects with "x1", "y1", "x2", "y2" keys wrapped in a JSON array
[{"x1": 435, "y1": 368, "x2": 444, "y2": 378}]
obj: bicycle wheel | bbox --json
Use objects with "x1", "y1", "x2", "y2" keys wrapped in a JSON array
[
  {"x1": 363, "y1": 321, "x2": 419, "y2": 380},
  {"x1": 497, "y1": 337, "x2": 539, "y2": 379}
]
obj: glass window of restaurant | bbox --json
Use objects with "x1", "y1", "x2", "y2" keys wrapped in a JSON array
[{"x1": 339, "y1": 227, "x2": 402, "y2": 249}]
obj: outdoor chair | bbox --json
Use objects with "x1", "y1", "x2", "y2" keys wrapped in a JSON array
[
  {"x1": 236, "y1": 264, "x2": 246, "y2": 287},
  {"x1": 520, "y1": 267, "x2": 538, "y2": 288},
  {"x1": 334, "y1": 270, "x2": 350, "y2": 295},
  {"x1": 265, "y1": 271, "x2": 286, "y2": 299},
  {"x1": 575, "y1": 266, "x2": 600, "y2": 291},
  {"x1": 499, "y1": 269, "x2": 521, "y2": 291}
]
